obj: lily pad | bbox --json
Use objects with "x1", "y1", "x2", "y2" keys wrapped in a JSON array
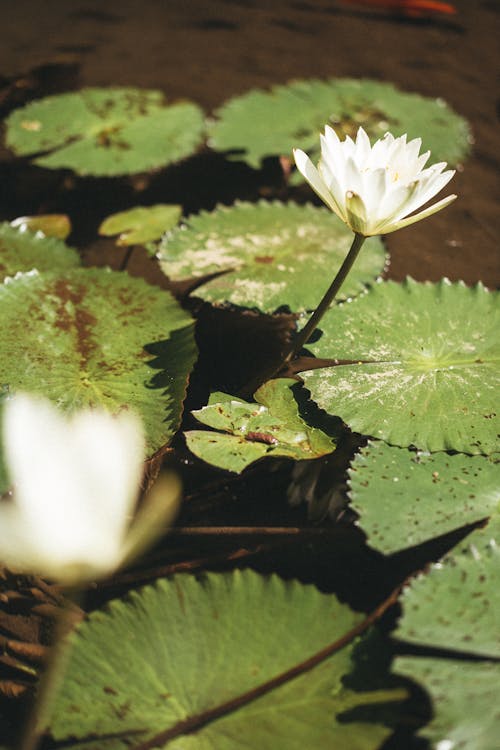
[
  {"x1": 0, "y1": 268, "x2": 196, "y2": 454},
  {"x1": 158, "y1": 201, "x2": 386, "y2": 313},
  {"x1": 208, "y1": 78, "x2": 471, "y2": 177},
  {"x1": 348, "y1": 442, "x2": 500, "y2": 555},
  {"x1": 10, "y1": 214, "x2": 72, "y2": 240},
  {"x1": 4, "y1": 87, "x2": 205, "y2": 176},
  {"x1": 49, "y1": 570, "x2": 403, "y2": 749},
  {"x1": 0, "y1": 222, "x2": 79, "y2": 282},
  {"x1": 185, "y1": 378, "x2": 337, "y2": 473},
  {"x1": 393, "y1": 520, "x2": 500, "y2": 749},
  {"x1": 302, "y1": 279, "x2": 500, "y2": 454},
  {"x1": 99, "y1": 204, "x2": 182, "y2": 248}
]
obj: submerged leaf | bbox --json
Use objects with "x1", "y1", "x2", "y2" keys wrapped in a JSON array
[
  {"x1": 99, "y1": 204, "x2": 182, "y2": 247},
  {"x1": 0, "y1": 222, "x2": 79, "y2": 282},
  {"x1": 0, "y1": 268, "x2": 196, "y2": 454},
  {"x1": 158, "y1": 201, "x2": 386, "y2": 313},
  {"x1": 5, "y1": 87, "x2": 205, "y2": 176},
  {"x1": 185, "y1": 378, "x2": 337, "y2": 472},
  {"x1": 49, "y1": 570, "x2": 403, "y2": 749},
  {"x1": 302, "y1": 279, "x2": 500, "y2": 454},
  {"x1": 208, "y1": 78, "x2": 470, "y2": 174},
  {"x1": 348, "y1": 442, "x2": 500, "y2": 555}
]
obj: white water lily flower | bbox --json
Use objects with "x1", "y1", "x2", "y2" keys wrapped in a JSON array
[
  {"x1": 0, "y1": 394, "x2": 178, "y2": 585},
  {"x1": 293, "y1": 126, "x2": 456, "y2": 236}
]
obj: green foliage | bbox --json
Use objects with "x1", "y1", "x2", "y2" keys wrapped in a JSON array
[
  {"x1": 302, "y1": 279, "x2": 500, "y2": 454},
  {"x1": 10, "y1": 214, "x2": 72, "y2": 239},
  {"x1": 158, "y1": 201, "x2": 386, "y2": 313},
  {"x1": 4, "y1": 87, "x2": 205, "y2": 176},
  {"x1": 208, "y1": 78, "x2": 471, "y2": 175},
  {"x1": 394, "y1": 519, "x2": 500, "y2": 749},
  {"x1": 185, "y1": 379, "x2": 337, "y2": 472},
  {"x1": 49, "y1": 570, "x2": 403, "y2": 749},
  {"x1": 0, "y1": 268, "x2": 196, "y2": 454},
  {"x1": 349, "y1": 441, "x2": 500, "y2": 555},
  {"x1": 99, "y1": 204, "x2": 182, "y2": 248},
  {"x1": 0, "y1": 222, "x2": 79, "y2": 282}
]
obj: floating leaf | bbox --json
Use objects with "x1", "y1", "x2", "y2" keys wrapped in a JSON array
[
  {"x1": 0, "y1": 222, "x2": 79, "y2": 282},
  {"x1": 394, "y1": 657, "x2": 500, "y2": 750},
  {"x1": 348, "y1": 442, "x2": 500, "y2": 555},
  {"x1": 99, "y1": 204, "x2": 182, "y2": 247},
  {"x1": 302, "y1": 279, "x2": 500, "y2": 454},
  {"x1": 393, "y1": 521, "x2": 500, "y2": 749},
  {"x1": 4, "y1": 87, "x2": 205, "y2": 176},
  {"x1": 158, "y1": 201, "x2": 386, "y2": 313},
  {"x1": 10, "y1": 214, "x2": 72, "y2": 240},
  {"x1": 0, "y1": 268, "x2": 196, "y2": 454},
  {"x1": 208, "y1": 78, "x2": 471, "y2": 175},
  {"x1": 49, "y1": 570, "x2": 403, "y2": 749},
  {"x1": 185, "y1": 378, "x2": 337, "y2": 473}
]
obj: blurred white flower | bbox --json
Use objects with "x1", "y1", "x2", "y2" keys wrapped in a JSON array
[
  {"x1": 0, "y1": 394, "x2": 179, "y2": 585},
  {"x1": 294, "y1": 126, "x2": 456, "y2": 236}
]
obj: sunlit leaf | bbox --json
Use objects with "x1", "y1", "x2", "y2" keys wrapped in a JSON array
[
  {"x1": 4, "y1": 87, "x2": 205, "y2": 176},
  {"x1": 10, "y1": 214, "x2": 72, "y2": 240},
  {"x1": 185, "y1": 378, "x2": 337, "y2": 473},
  {"x1": 348, "y1": 442, "x2": 500, "y2": 555},
  {"x1": 158, "y1": 201, "x2": 386, "y2": 313},
  {"x1": 0, "y1": 222, "x2": 79, "y2": 282},
  {"x1": 393, "y1": 520, "x2": 500, "y2": 749},
  {"x1": 49, "y1": 570, "x2": 403, "y2": 749},
  {"x1": 99, "y1": 204, "x2": 182, "y2": 247},
  {"x1": 302, "y1": 279, "x2": 500, "y2": 454},
  {"x1": 208, "y1": 78, "x2": 471, "y2": 176},
  {"x1": 0, "y1": 268, "x2": 196, "y2": 454}
]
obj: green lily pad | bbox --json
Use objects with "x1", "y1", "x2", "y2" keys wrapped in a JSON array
[
  {"x1": 49, "y1": 570, "x2": 403, "y2": 749},
  {"x1": 0, "y1": 268, "x2": 196, "y2": 454},
  {"x1": 10, "y1": 214, "x2": 72, "y2": 240},
  {"x1": 348, "y1": 442, "x2": 500, "y2": 555},
  {"x1": 302, "y1": 279, "x2": 500, "y2": 454},
  {"x1": 4, "y1": 87, "x2": 205, "y2": 176},
  {"x1": 208, "y1": 78, "x2": 471, "y2": 176},
  {"x1": 185, "y1": 378, "x2": 337, "y2": 473},
  {"x1": 393, "y1": 519, "x2": 500, "y2": 749},
  {"x1": 99, "y1": 204, "x2": 182, "y2": 248},
  {"x1": 0, "y1": 222, "x2": 79, "y2": 282},
  {"x1": 158, "y1": 201, "x2": 386, "y2": 313}
]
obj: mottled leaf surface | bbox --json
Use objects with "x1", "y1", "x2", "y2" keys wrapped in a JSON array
[
  {"x1": 302, "y1": 279, "x2": 500, "y2": 454},
  {"x1": 49, "y1": 570, "x2": 402, "y2": 749},
  {"x1": 99, "y1": 204, "x2": 182, "y2": 247},
  {"x1": 158, "y1": 201, "x2": 386, "y2": 313},
  {"x1": 5, "y1": 87, "x2": 204, "y2": 176},
  {"x1": 349, "y1": 442, "x2": 500, "y2": 554},
  {"x1": 0, "y1": 222, "x2": 79, "y2": 282},
  {"x1": 185, "y1": 379, "x2": 337, "y2": 472},
  {"x1": 208, "y1": 78, "x2": 470, "y2": 175},
  {"x1": 0, "y1": 268, "x2": 196, "y2": 454}
]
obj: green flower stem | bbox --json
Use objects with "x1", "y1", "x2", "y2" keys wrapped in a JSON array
[
  {"x1": 19, "y1": 590, "x2": 82, "y2": 750},
  {"x1": 238, "y1": 232, "x2": 366, "y2": 400},
  {"x1": 284, "y1": 231, "x2": 366, "y2": 362}
]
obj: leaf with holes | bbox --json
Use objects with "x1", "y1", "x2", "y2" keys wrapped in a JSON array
[
  {"x1": 0, "y1": 222, "x2": 79, "y2": 283},
  {"x1": 393, "y1": 519, "x2": 500, "y2": 749},
  {"x1": 0, "y1": 268, "x2": 196, "y2": 454},
  {"x1": 158, "y1": 201, "x2": 386, "y2": 313},
  {"x1": 208, "y1": 78, "x2": 470, "y2": 178},
  {"x1": 4, "y1": 87, "x2": 204, "y2": 177},
  {"x1": 48, "y1": 570, "x2": 404, "y2": 749},
  {"x1": 348, "y1": 441, "x2": 500, "y2": 555},
  {"x1": 185, "y1": 378, "x2": 337, "y2": 473},
  {"x1": 302, "y1": 279, "x2": 500, "y2": 454},
  {"x1": 99, "y1": 204, "x2": 182, "y2": 248}
]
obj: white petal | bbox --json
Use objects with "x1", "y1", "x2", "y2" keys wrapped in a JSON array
[
  {"x1": 294, "y1": 149, "x2": 344, "y2": 217},
  {"x1": 384, "y1": 194, "x2": 457, "y2": 234}
]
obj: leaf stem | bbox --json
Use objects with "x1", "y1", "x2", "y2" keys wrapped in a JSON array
[{"x1": 284, "y1": 231, "x2": 366, "y2": 363}]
